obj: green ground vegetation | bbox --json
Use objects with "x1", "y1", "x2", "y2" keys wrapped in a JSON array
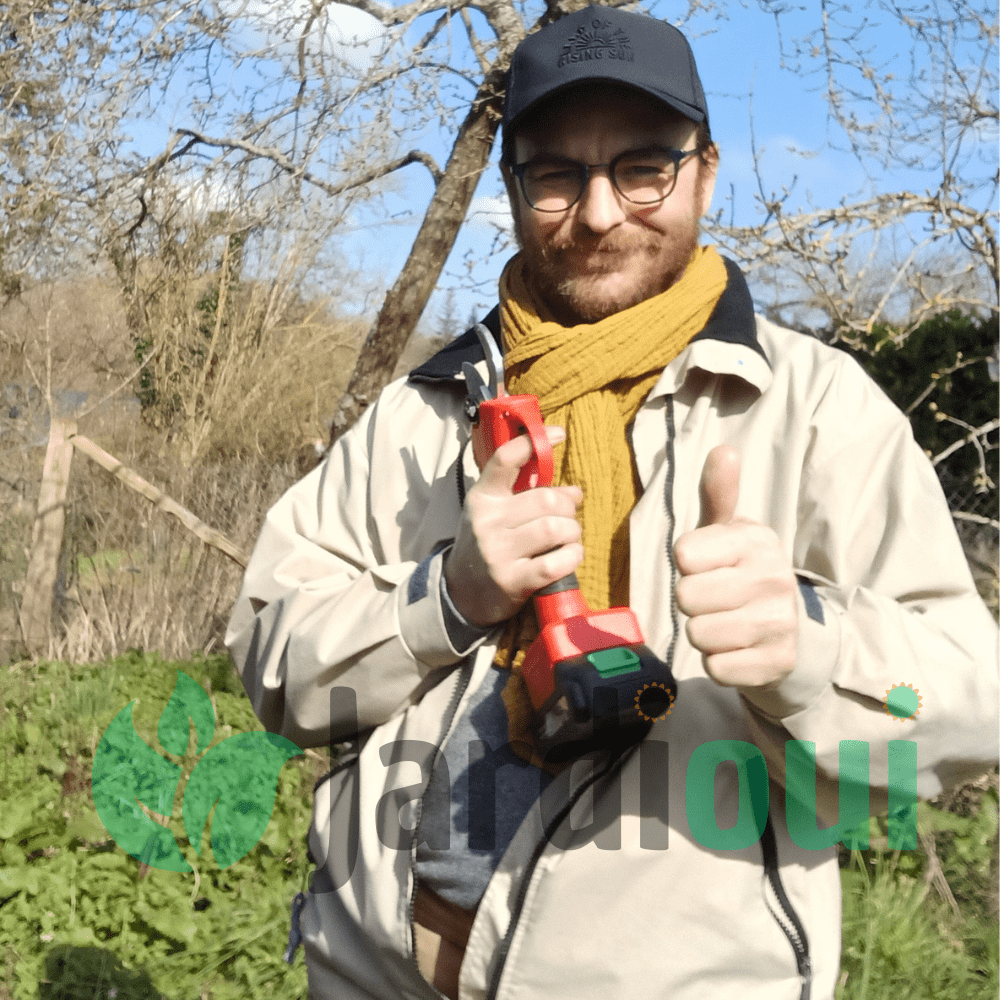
[
  {"x1": 837, "y1": 810, "x2": 999, "y2": 999},
  {"x1": 1, "y1": 653, "x2": 996, "y2": 999},
  {"x1": 0, "y1": 653, "x2": 326, "y2": 1000}
]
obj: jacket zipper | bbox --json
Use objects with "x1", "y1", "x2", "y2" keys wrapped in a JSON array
[
  {"x1": 483, "y1": 745, "x2": 637, "y2": 1000},
  {"x1": 663, "y1": 398, "x2": 681, "y2": 676},
  {"x1": 485, "y1": 399, "x2": 681, "y2": 999},
  {"x1": 760, "y1": 816, "x2": 813, "y2": 1000},
  {"x1": 671, "y1": 397, "x2": 811, "y2": 1000}
]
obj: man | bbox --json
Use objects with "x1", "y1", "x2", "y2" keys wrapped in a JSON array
[{"x1": 226, "y1": 7, "x2": 998, "y2": 1000}]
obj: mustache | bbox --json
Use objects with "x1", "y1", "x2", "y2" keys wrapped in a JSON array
[{"x1": 545, "y1": 233, "x2": 658, "y2": 257}]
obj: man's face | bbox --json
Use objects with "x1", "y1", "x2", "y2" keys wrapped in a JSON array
[{"x1": 505, "y1": 85, "x2": 717, "y2": 325}]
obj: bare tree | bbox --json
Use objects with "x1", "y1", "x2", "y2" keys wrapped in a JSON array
[
  {"x1": 2, "y1": 1, "x2": 993, "y2": 459},
  {"x1": 147, "y1": 0, "x2": 647, "y2": 437},
  {"x1": 709, "y1": 0, "x2": 997, "y2": 339},
  {"x1": 0, "y1": 0, "x2": 388, "y2": 459},
  {"x1": 436, "y1": 287, "x2": 461, "y2": 340},
  {"x1": 703, "y1": 0, "x2": 998, "y2": 537}
]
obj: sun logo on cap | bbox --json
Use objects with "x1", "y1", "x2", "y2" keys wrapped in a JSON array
[{"x1": 884, "y1": 682, "x2": 922, "y2": 721}]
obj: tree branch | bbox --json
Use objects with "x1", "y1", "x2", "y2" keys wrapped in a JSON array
[
  {"x1": 173, "y1": 128, "x2": 444, "y2": 192},
  {"x1": 337, "y1": 0, "x2": 455, "y2": 28},
  {"x1": 932, "y1": 417, "x2": 1000, "y2": 466},
  {"x1": 906, "y1": 356, "x2": 989, "y2": 414},
  {"x1": 461, "y1": 7, "x2": 491, "y2": 74},
  {"x1": 952, "y1": 511, "x2": 1000, "y2": 530}
]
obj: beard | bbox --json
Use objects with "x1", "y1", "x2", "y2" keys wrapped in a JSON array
[{"x1": 513, "y1": 201, "x2": 702, "y2": 326}]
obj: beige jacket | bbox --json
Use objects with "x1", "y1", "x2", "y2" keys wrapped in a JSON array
[{"x1": 226, "y1": 271, "x2": 998, "y2": 1000}]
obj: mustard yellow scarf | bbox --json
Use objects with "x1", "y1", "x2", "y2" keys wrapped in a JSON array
[{"x1": 493, "y1": 245, "x2": 728, "y2": 752}]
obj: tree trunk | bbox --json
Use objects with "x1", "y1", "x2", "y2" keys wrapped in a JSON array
[{"x1": 332, "y1": 71, "x2": 505, "y2": 438}]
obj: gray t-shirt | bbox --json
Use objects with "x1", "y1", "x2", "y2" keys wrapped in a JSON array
[{"x1": 416, "y1": 668, "x2": 554, "y2": 909}]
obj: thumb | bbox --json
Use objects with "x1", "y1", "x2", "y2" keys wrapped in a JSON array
[
  {"x1": 479, "y1": 424, "x2": 564, "y2": 495},
  {"x1": 698, "y1": 445, "x2": 740, "y2": 527}
]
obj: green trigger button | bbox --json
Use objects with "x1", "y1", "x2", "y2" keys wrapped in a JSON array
[{"x1": 587, "y1": 647, "x2": 642, "y2": 678}]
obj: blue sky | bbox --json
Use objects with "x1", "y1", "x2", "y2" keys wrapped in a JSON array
[
  {"x1": 336, "y1": 1, "x2": 960, "y2": 329},
  {"x1": 123, "y1": 1, "x2": 996, "y2": 333}
]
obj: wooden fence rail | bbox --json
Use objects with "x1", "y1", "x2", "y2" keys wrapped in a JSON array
[
  {"x1": 68, "y1": 434, "x2": 250, "y2": 567},
  {"x1": 19, "y1": 417, "x2": 248, "y2": 657}
]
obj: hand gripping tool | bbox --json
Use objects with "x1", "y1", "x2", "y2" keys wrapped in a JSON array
[{"x1": 462, "y1": 324, "x2": 677, "y2": 759}]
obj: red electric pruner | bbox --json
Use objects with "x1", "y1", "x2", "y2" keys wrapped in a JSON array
[{"x1": 463, "y1": 324, "x2": 676, "y2": 759}]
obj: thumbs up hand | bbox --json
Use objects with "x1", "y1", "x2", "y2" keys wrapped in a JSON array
[{"x1": 674, "y1": 445, "x2": 798, "y2": 689}]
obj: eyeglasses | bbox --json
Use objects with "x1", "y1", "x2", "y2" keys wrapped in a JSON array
[{"x1": 511, "y1": 146, "x2": 699, "y2": 213}]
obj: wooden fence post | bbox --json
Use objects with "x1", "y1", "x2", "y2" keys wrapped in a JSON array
[{"x1": 20, "y1": 417, "x2": 76, "y2": 657}]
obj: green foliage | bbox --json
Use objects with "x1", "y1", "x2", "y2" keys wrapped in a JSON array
[
  {"x1": 40, "y1": 945, "x2": 163, "y2": 1000},
  {"x1": 0, "y1": 652, "x2": 317, "y2": 999},
  {"x1": 2, "y1": 654, "x2": 995, "y2": 999},
  {"x1": 837, "y1": 787, "x2": 1000, "y2": 1000},
  {"x1": 844, "y1": 312, "x2": 999, "y2": 501},
  {"x1": 839, "y1": 856, "x2": 997, "y2": 999}
]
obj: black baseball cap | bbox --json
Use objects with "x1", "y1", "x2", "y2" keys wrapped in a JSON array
[{"x1": 503, "y1": 5, "x2": 709, "y2": 139}]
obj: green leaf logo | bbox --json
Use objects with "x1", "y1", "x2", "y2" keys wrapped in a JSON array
[
  {"x1": 92, "y1": 699, "x2": 191, "y2": 872},
  {"x1": 183, "y1": 732, "x2": 303, "y2": 869},
  {"x1": 91, "y1": 671, "x2": 302, "y2": 872},
  {"x1": 158, "y1": 670, "x2": 215, "y2": 755}
]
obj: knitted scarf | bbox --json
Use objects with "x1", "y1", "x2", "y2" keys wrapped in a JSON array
[{"x1": 494, "y1": 244, "x2": 728, "y2": 761}]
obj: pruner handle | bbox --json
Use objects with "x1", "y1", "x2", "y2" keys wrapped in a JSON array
[{"x1": 471, "y1": 394, "x2": 553, "y2": 493}]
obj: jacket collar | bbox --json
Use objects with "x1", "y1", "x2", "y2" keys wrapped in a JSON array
[
  {"x1": 408, "y1": 256, "x2": 770, "y2": 390},
  {"x1": 408, "y1": 304, "x2": 502, "y2": 385}
]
